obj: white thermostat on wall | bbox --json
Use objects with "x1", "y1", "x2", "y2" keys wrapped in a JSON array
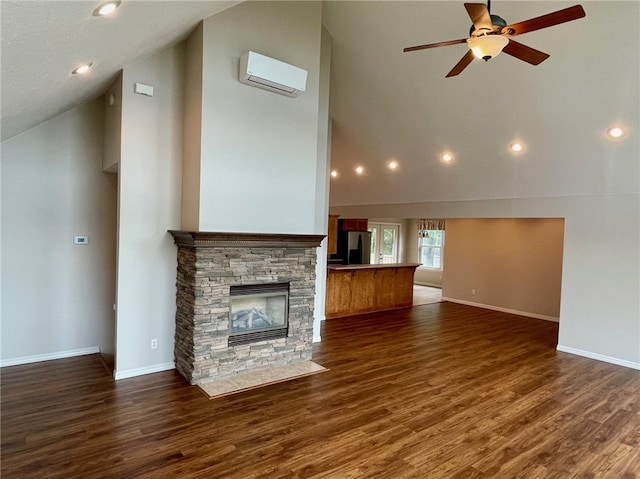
[
  {"x1": 134, "y1": 82, "x2": 154, "y2": 97},
  {"x1": 74, "y1": 236, "x2": 89, "y2": 245}
]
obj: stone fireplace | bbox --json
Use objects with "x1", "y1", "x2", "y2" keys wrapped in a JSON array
[{"x1": 168, "y1": 231, "x2": 324, "y2": 385}]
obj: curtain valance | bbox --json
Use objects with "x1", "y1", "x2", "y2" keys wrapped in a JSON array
[{"x1": 416, "y1": 219, "x2": 445, "y2": 231}]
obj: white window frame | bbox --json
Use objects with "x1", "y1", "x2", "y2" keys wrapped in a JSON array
[
  {"x1": 369, "y1": 222, "x2": 402, "y2": 264},
  {"x1": 418, "y1": 230, "x2": 444, "y2": 270}
]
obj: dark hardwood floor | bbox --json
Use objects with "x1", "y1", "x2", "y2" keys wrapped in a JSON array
[{"x1": 2, "y1": 302, "x2": 639, "y2": 478}]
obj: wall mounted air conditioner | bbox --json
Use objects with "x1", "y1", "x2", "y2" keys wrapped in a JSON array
[{"x1": 239, "y1": 51, "x2": 307, "y2": 97}]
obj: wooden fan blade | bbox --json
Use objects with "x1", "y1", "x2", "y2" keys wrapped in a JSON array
[
  {"x1": 446, "y1": 50, "x2": 476, "y2": 78},
  {"x1": 465, "y1": 3, "x2": 493, "y2": 32},
  {"x1": 404, "y1": 38, "x2": 467, "y2": 52},
  {"x1": 502, "y1": 4, "x2": 585, "y2": 37},
  {"x1": 502, "y1": 40, "x2": 550, "y2": 65}
]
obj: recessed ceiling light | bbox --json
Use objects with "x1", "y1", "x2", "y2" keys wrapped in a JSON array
[
  {"x1": 330, "y1": 170, "x2": 338, "y2": 178},
  {"x1": 354, "y1": 165, "x2": 365, "y2": 175},
  {"x1": 93, "y1": 1, "x2": 121, "y2": 16},
  {"x1": 606, "y1": 126, "x2": 624, "y2": 139},
  {"x1": 387, "y1": 160, "x2": 399, "y2": 171},
  {"x1": 71, "y1": 63, "x2": 93, "y2": 75},
  {"x1": 442, "y1": 153, "x2": 453, "y2": 163},
  {"x1": 509, "y1": 142, "x2": 523, "y2": 153}
]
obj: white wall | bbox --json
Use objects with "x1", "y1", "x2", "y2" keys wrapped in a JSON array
[
  {"x1": 313, "y1": 25, "x2": 332, "y2": 341},
  {"x1": 556, "y1": 194, "x2": 639, "y2": 368},
  {"x1": 0, "y1": 2, "x2": 330, "y2": 374},
  {"x1": 181, "y1": 23, "x2": 203, "y2": 232},
  {"x1": 114, "y1": 44, "x2": 184, "y2": 378},
  {"x1": 196, "y1": 1, "x2": 324, "y2": 234},
  {"x1": 442, "y1": 218, "x2": 564, "y2": 320},
  {"x1": 1, "y1": 99, "x2": 117, "y2": 365},
  {"x1": 403, "y1": 221, "x2": 443, "y2": 287},
  {"x1": 103, "y1": 73, "x2": 123, "y2": 173},
  {"x1": 330, "y1": 195, "x2": 640, "y2": 369}
]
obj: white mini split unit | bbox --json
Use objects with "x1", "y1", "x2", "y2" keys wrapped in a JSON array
[{"x1": 239, "y1": 51, "x2": 307, "y2": 97}]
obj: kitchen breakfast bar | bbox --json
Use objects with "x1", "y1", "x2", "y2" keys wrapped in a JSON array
[{"x1": 325, "y1": 263, "x2": 420, "y2": 319}]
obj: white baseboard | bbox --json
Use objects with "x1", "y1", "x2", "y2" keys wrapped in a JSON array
[
  {"x1": 441, "y1": 297, "x2": 559, "y2": 322},
  {"x1": 0, "y1": 346, "x2": 100, "y2": 368},
  {"x1": 313, "y1": 314, "x2": 325, "y2": 343},
  {"x1": 556, "y1": 345, "x2": 640, "y2": 370},
  {"x1": 114, "y1": 362, "x2": 175, "y2": 380}
]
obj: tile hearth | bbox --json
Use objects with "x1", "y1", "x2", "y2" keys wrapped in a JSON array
[{"x1": 197, "y1": 360, "x2": 327, "y2": 399}]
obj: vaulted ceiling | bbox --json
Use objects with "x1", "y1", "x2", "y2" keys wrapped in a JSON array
[
  {"x1": 0, "y1": 0, "x2": 240, "y2": 141},
  {"x1": 322, "y1": 1, "x2": 639, "y2": 206},
  {"x1": 2, "y1": 1, "x2": 638, "y2": 207}
]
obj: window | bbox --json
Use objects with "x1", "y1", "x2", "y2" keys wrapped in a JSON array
[{"x1": 418, "y1": 230, "x2": 444, "y2": 269}]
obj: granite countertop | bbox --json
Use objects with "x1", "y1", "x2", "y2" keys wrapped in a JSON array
[{"x1": 327, "y1": 263, "x2": 421, "y2": 271}]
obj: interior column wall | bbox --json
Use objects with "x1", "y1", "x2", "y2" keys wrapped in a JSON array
[
  {"x1": 196, "y1": 1, "x2": 324, "y2": 234},
  {"x1": 114, "y1": 43, "x2": 185, "y2": 378},
  {"x1": 181, "y1": 22, "x2": 203, "y2": 232},
  {"x1": 313, "y1": 25, "x2": 333, "y2": 341}
]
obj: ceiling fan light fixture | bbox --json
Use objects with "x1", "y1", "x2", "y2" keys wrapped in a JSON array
[
  {"x1": 468, "y1": 35, "x2": 509, "y2": 61},
  {"x1": 404, "y1": 3, "x2": 586, "y2": 77}
]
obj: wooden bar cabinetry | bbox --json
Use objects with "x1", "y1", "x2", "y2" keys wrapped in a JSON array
[
  {"x1": 328, "y1": 214, "x2": 340, "y2": 255},
  {"x1": 325, "y1": 263, "x2": 419, "y2": 319},
  {"x1": 338, "y1": 218, "x2": 368, "y2": 232}
]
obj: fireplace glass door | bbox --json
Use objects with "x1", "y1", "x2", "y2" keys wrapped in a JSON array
[{"x1": 229, "y1": 283, "x2": 289, "y2": 345}]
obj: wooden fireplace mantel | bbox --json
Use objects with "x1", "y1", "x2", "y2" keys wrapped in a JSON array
[{"x1": 168, "y1": 231, "x2": 325, "y2": 249}]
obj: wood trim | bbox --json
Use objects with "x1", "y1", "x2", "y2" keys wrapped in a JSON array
[
  {"x1": 168, "y1": 231, "x2": 325, "y2": 249},
  {"x1": 328, "y1": 215, "x2": 339, "y2": 255}
]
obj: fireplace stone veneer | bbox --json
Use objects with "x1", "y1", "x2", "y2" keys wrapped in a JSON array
[{"x1": 168, "y1": 231, "x2": 324, "y2": 385}]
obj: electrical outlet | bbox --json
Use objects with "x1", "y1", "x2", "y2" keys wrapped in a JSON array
[
  {"x1": 151, "y1": 339, "x2": 158, "y2": 349},
  {"x1": 471, "y1": 289, "x2": 476, "y2": 295}
]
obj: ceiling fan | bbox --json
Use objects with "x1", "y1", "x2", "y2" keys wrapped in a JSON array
[{"x1": 404, "y1": 1, "x2": 586, "y2": 78}]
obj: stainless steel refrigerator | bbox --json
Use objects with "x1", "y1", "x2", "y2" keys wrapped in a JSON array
[{"x1": 338, "y1": 231, "x2": 372, "y2": 264}]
